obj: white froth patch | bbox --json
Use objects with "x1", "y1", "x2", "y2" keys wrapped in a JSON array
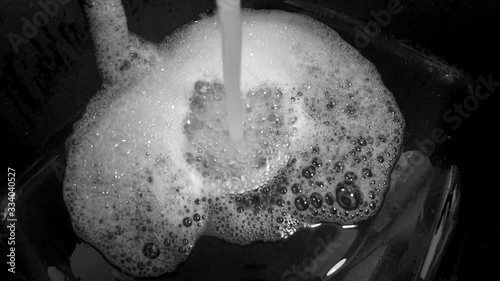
[
  {"x1": 64, "y1": 9, "x2": 404, "y2": 278},
  {"x1": 158, "y1": 10, "x2": 365, "y2": 97}
]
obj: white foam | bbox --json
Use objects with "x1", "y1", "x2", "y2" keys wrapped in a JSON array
[{"x1": 64, "y1": 8, "x2": 404, "y2": 278}]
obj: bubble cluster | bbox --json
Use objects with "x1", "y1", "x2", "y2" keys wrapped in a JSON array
[
  {"x1": 63, "y1": 8, "x2": 404, "y2": 278},
  {"x1": 142, "y1": 243, "x2": 160, "y2": 259}
]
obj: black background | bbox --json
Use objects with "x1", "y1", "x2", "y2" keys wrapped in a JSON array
[{"x1": 1, "y1": 0, "x2": 499, "y2": 280}]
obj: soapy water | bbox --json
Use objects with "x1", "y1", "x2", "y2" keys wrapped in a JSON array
[{"x1": 63, "y1": 3, "x2": 404, "y2": 278}]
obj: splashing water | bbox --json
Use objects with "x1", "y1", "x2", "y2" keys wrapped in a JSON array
[{"x1": 216, "y1": 0, "x2": 244, "y2": 142}]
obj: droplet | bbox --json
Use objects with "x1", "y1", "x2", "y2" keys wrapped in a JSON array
[
  {"x1": 183, "y1": 217, "x2": 192, "y2": 227},
  {"x1": 291, "y1": 183, "x2": 302, "y2": 194},
  {"x1": 193, "y1": 213, "x2": 201, "y2": 221},
  {"x1": 237, "y1": 207, "x2": 244, "y2": 213},
  {"x1": 325, "y1": 192, "x2": 335, "y2": 205},
  {"x1": 302, "y1": 166, "x2": 316, "y2": 179},
  {"x1": 344, "y1": 171, "x2": 357, "y2": 183},
  {"x1": 279, "y1": 186, "x2": 288, "y2": 194},
  {"x1": 310, "y1": 193, "x2": 323, "y2": 208},
  {"x1": 185, "y1": 152, "x2": 195, "y2": 164},
  {"x1": 368, "y1": 191, "x2": 375, "y2": 199},
  {"x1": 362, "y1": 168, "x2": 373, "y2": 177},
  {"x1": 336, "y1": 182, "x2": 362, "y2": 211},
  {"x1": 312, "y1": 157, "x2": 323, "y2": 167},
  {"x1": 137, "y1": 261, "x2": 145, "y2": 270},
  {"x1": 163, "y1": 238, "x2": 171, "y2": 246},
  {"x1": 142, "y1": 243, "x2": 160, "y2": 259},
  {"x1": 276, "y1": 199, "x2": 285, "y2": 207},
  {"x1": 334, "y1": 161, "x2": 344, "y2": 172},
  {"x1": 294, "y1": 195, "x2": 310, "y2": 211},
  {"x1": 245, "y1": 198, "x2": 254, "y2": 206}
]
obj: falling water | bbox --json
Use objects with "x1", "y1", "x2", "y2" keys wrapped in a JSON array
[{"x1": 216, "y1": 0, "x2": 245, "y2": 142}]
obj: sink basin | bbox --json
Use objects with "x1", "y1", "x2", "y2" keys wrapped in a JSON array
[{"x1": 1, "y1": 1, "x2": 471, "y2": 280}]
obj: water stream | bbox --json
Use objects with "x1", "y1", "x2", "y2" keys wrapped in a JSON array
[{"x1": 216, "y1": 0, "x2": 245, "y2": 142}]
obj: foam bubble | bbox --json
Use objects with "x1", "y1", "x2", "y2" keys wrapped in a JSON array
[{"x1": 63, "y1": 8, "x2": 404, "y2": 277}]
